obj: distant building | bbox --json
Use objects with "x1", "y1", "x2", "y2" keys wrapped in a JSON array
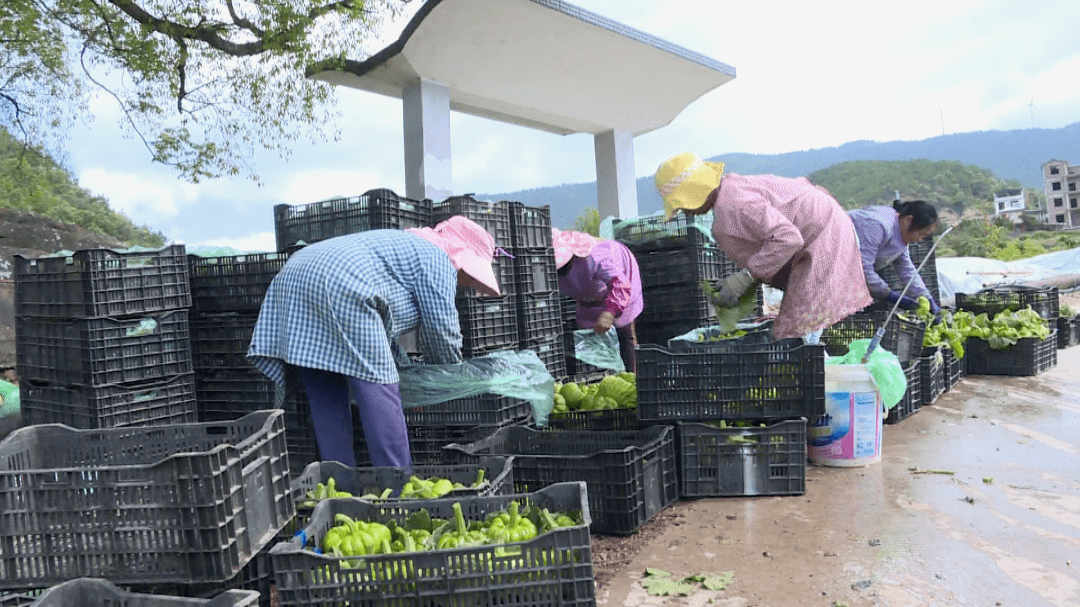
[
  {"x1": 992, "y1": 188, "x2": 1026, "y2": 223},
  {"x1": 1042, "y1": 159, "x2": 1080, "y2": 227}
]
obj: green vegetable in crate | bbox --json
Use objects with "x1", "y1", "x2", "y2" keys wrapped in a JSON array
[
  {"x1": 915, "y1": 296, "x2": 967, "y2": 358},
  {"x1": 597, "y1": 375, "x2": 637, "y2": 408},
  {"x1": 436, "y1": 503, "x2": 489, "y2": 549},
  {"x1": 559, "y1": 382, "x2": 586, "y2": 408},
  {"x1": 300, "y1": 476, "x2": 355, "y2": 507},
  {"x1": 486, "y1": 501, "x2": 538, "y2": 544},
  {"x1": 1062, "y1": 303, "x2": 1075, "y2": 318}
]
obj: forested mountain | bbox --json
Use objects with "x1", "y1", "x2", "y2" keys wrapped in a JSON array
[{"x1": 483, "y1": 122, "x2": 1080, "y2": 230}]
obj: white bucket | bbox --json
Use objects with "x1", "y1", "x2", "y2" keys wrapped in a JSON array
[{"x1": 808, "y1": 364, "x2": 883, "y2": 467}]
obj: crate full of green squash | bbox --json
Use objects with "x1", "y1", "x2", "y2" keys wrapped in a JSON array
[{"x1": 268, "y1": 482, "x2": 595, "y2": 607}]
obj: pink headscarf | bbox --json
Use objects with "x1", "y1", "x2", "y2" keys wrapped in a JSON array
[
  {"x1": 408, "y1": 216, "x2": 501, "y2": 296},
  {"x1": 551, "y1": 228, "x2": 599, "y2": 269}
]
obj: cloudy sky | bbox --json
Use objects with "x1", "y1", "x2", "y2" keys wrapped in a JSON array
[{"x1": 65, "y1": 0, "x2": 1080, "y2": 252}]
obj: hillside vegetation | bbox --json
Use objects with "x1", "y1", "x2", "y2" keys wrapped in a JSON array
[
  {"x1": 486, "y1": 122, "x2": 1080, "y2": 230},
  {"x1": 0, "y1": 129, "x2": 165, "y2": 248}
]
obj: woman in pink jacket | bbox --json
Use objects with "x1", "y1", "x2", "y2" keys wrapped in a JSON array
[
  {"x1": 553, "y1": 229, "x2": 644, "y2": 372},
  {"x1": 654, "y1": 152, "x2": 872, "y2": 340}
]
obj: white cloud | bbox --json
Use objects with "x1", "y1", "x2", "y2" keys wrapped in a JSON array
[
  {"x1": 77, "y1": 168, "x2": 199, "y2": 219},
  {"x1": 55, "y1": 0, "x2": 1080, "y2": 245}
]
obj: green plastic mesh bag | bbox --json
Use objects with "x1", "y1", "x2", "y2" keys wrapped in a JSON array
[
  {"x1": 572, "y1": 329, "x2": 625, "y2": 372},
  {"x1": 397, "y1": 350, "x2": 556, "y2": 426},
  {"x1": 826, "y1": 338, "x2": 907, "y2": 409},
  {"x1": 0, "y1": 380, "x2": 19, "y2": 419}
]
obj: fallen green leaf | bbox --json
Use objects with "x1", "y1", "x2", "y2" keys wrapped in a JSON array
[
  {"x1": 700, "y1": 571, "x2": 735, "y2": 590},
  {"x1": 641, "y1": 569, "x2": 696, "y2": 597},
  {"x1": 983, "y1": 477, "x2": 994, "y2": 484}
]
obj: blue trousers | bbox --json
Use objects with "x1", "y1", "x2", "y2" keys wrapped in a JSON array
[{"x1": 297, "y1": 366, "x2": 412, "y2": 468}]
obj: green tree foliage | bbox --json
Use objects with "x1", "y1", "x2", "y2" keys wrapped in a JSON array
[
  {"x1": 572, "y1": 207, "x2": 600, "y2": 236},
  {"x1": 0, "y1": 0, "x2": 406, "y2": 183},
  {"x1": 0, "y1": 127, "x2": 165, "y2": 246}
]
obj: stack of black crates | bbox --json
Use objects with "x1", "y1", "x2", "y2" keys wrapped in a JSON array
[
  {"x1": 15, "y1": 246, "x2": 197, "y2": 429},
  {"x1": 187, "y1": 248, "x2": 318, "y2": 477},
  {"x1": 508, "y1": 201, "x2": 567, "y2": 380},
  {"x1": 612, "y1": 215, "x2": 760, "y2": 346},
  {"x1": 634, "y1": 324, "x2": 820, "y2": 499}
]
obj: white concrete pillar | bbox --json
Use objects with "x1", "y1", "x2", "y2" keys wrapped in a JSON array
[
  {"x1": 403, "y1": 79, "x2": 452, "y2": 201},
  {"x1": 594, "y1": 129, "x2": 638, "y2": 219}
]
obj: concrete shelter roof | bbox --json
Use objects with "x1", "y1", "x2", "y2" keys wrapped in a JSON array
[{"x1": 308, "y1": 0, "x2": 736, "y2": 136}]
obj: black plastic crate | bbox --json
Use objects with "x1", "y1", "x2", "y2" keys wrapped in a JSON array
[
  {"x1": 1056, "y1": 316, "x2": 1079, "y2": 349},
  {"x1": 24, "y1": 579, "x2": 259, "y2": 607},
  {"x1": 545, "y1": 407, "x2": 639, "y2": 432},
  {"x1": 14, "y1": 245, "x2": 191, "y2": 320},
  {"x1": 956, "y1": 285, "x2": 1059, "y2": 321},
  {"x1": 0, "y1": 410, "x2": 293, "y2": 587},
  {"x1": 639, "y1": 283, "x2": 715, "y2": 326},
  {"x1": 188, "y1": 251, "x2": 291, "y2": 313},
  {"x1": 634, "y1": 243, "x2": 737, "y2": 289},
  {"x1": 612, "y1": 215, "x2": 710, "y2": 251},
  {"x1": 636, "y1": 340, "x2": 826, "y2": 423},
  {"x1": 635, "y1": 320, "x2": 705, "y2": 347},
  {"x1": 881, "y1": 249, "x2": 941, "y2": 300},
  {"x1": 561, "y1": 296, "x2": 578, "y2": 331},
  {"x1": 195, "y1": 367, "x2": 276, "y2": 417},
  {"x1": 21, "y1": 373, "x2": 197, "y2": 430},
  {"x1": 274, "y1": 189, "x2": 432, "y2": 250},
  {"x1": 964, "y1": 331, "x2": 1058, "y2": 376},
  {"x1": 512, "y1": 247, "x2": 559, "y2": 293},
  {"x1": 404, "y1": 392, "x2": 532, "y2": 428},
  {"x1": 16, "y1": 310, "x2": 193, "y2": 387},
  {"x1": 189, "y1": 312, "x2": 258, "y2": 370},
  {"x1": 522, "y1": 333, "x2": 568, "y2": 380},
  {"x1": 127, "y1": 549, "x2": 272, "y2": 607},
  {"x1": 456, "y1": 295, "x2": 518, "y2": 353},
  {"x1": 666, "y1": 320, "x2": 774, "y2": 352},
  {"x1": 917, "y1": 347, "x2": 946, "y2": 406},
  {"x1": 291, "y1": 457, "x2": 513, "y2": 516},
  {"x1": 517, "y1": 291, "x2": 564, "y2": 342},
  {"x1": 445, "y1": 426, "x2": 677, "y2": 536},
  {"x1": 268, "y1": 482, "x2": 595, "y2": 607},
  {"x1": 885, "y1": 361, "x2": 921, "y2": 424},
  {"x1": 352, "y1": 415, "x2": 523, "y2": 467},
  {"x1": 675, "y1": 419, "x2": 806, "y2": 498},
  {"x1": 942, "y1": 346, "x2": 965, "y2": 391},
  {"x1": 431, "y1": 195, "x2": 511, "y2": 246},
  {"x1": 508, "y1": 202, "x2": 553, "y2": 248},
  {"x1": 820, "y1": 311, "x2": 926, "y2": 363}
]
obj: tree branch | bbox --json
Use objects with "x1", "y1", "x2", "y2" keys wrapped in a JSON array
[
  {"x1": 224, "y1": 0, "x2": 264, "y2": 37},
  {"x1": 106, "y1": 0, "x2": 265, "y2": 56}
]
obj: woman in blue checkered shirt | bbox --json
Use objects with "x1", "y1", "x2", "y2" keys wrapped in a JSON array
[{"x1": 248, "y1": 217, "x2": 502, "y2": 467}]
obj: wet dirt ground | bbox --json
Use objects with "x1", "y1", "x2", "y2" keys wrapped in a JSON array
[{"x1": 591, "y1": 346, "x2": 1080, "y2": 607}]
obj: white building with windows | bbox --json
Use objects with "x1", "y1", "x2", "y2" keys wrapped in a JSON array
[
  {"x1": 1042, "y1": 159, "x2": 1080, "y2": 228},
  {"x1": 992, "y1": 188, "x2": 1025, "y2": 223}
]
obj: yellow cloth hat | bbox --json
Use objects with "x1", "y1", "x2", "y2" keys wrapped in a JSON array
[{"x1": 654, "y1": 152, "x2": 725, "y2": 221}]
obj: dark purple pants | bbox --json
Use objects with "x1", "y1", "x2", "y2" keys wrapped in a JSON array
[
  {"x1": 297, "y1": 366, "x2": 412, "y2": 468},
  {"x1": 616, "y1": 322, "x2": 637, "y2": 374}
]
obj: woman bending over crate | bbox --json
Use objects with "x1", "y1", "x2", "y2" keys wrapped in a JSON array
[
  {"x1": 654, "y1": 152, "x2": 872, "y2": 342},
  {"x1": 848, "y1": 199, "x2": 941, "y2": 317},
  {"x1": 553, "y1": 229, "x2": 643, "y2": 372},
  {"x1": 248, "y1": 216, "x2": 502, "y2": 467}
]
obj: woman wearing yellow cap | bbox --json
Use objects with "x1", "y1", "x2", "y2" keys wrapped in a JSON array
[{"x1": 654, "y1": 152, "x2": 872, "y2": 341}]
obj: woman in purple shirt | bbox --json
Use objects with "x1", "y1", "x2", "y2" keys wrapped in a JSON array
[
  {"x1": 553, "y1": 229, "x2": 644, "y2": 372},
  {"x1": 848, "y1": 200, "x2": 941, "y2": 314}
]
